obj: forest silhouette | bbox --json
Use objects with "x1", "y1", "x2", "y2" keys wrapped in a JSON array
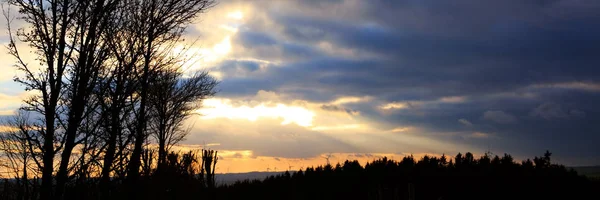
[
  {"x1": 217, "y1": 151, "x2": 598, "y2": 200},
  {"x1": 0, "y1": 0, "x2": 598, "y2": 199},
  {"x1": 0, "y1": 150, "x2": 598, "y2": 200}
]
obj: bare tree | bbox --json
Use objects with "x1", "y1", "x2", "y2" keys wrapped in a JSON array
[
  {"x1": 124, "y1": 0, "x2": 215, "y2": 187},
  {"x1": 149, "y1": 68, "x2": 217, "y2": 171},
  {"x1": 53, "y1": 0, "x2": 119, "y2": 197},
  {"x1": 5, "y1": 0, "x2": 216, "y2": 198},
  {"x1": 4, "y1": 0, "x2": 77, "y2": 197},
  {"x1": 96, "y1": 0, "x2": 142, "y2": 194},
  {"x1": 6, "y1": 0, "x2": 119, "y2": 198},
  {"x1": 0, "y1": 111, "x2": 36, "y2": 200}
]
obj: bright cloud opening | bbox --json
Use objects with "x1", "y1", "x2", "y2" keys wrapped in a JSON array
[
  {"x1": 198, "y1": 98, "x2": 316, "y2": 127},
  {"x1": 212, "y1": 36, "x2": 232, "y2": 56},
  {"x1": 331, "y1": 96, "x2": 372, "y2": 105},
  {"x1": 227, "y1": 11, "x2": 243, "y2": 20},
  {"x1": 173, "y1": 35, "x2": 234, "y2": 72},
  {"x1": 311, "y1": 124, "x2": 365, "y2": 131}
]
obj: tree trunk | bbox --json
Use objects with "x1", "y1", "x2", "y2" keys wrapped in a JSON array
[
  {"x1": 100, "y1": 103, "x2": 120, "y2": 197},
  {"x1": 22, "y1": 162, "x2": 29, "y2": 200},
  {"x1": 40, "y1": 114, "x2": 56, "y2": 200},
  {"x1": 55, "y1": 0, "x2": 106, "y2": 196},
  {"x1": 127, "y1": 40, "x2": 151, "y2": 196},
  {"x1": 157, "y1": 128, "x2": 166, "y2": 172},
  {"x1": 55, "y1": 102, "x2": 84, "y2": 199}
]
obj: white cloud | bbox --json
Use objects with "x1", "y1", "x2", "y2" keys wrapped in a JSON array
[
  {"x1": 330, "y1": 96, "x2": 372, "y2": 105},
  {"x1": 379, "y1": 101, "x2": 422, "y2": 110},
  {"x1": 379, "y1": 96, "x2": 467, "y2": 111}
]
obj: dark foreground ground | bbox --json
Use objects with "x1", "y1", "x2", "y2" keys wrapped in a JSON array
[{"x1": 1, "y1": 153, "x2": 599, "y2": 200}]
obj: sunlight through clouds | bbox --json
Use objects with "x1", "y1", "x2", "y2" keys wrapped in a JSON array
[
  {"x1": 212, "y1": 36, "x2": 232, "y2": 56},
  {"x1": 227, "y1": 11, "x2": 243, "y2": 20},
  {"x1": 330, "y1": 96, "x2": 372, "y2": 105},
  {"x1": 389, "y1": 127, "x2": 414, "y2": 133},
  {"x1": 170, "y1": 36, "x2": 233, "y2": 72},
  {"x1": 310, "y1": 124, "x2": 365, "y2": 131},
  {"x1": 198, "y1": 98, "x2": 315, "y2": 127},
  {"x1": 170, "y1": 8, "x2": 247, "y2": 76}
]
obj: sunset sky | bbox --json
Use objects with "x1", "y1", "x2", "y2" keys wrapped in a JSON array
[{"x1": 1, "y1": 0, "x2": 600, "y2": 172}]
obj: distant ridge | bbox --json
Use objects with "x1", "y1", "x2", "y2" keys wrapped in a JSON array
[
  {"x1": 214, "y1": 166, "x2": 600, "y2": 185},
  {"x1": 215, "y1": 171, "x2": 285, "y2": 185},
  {"x1": 570, "y1": 166, "x2": 600, "y2": 178}
]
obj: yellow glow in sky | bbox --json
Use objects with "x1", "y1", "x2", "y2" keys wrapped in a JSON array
[
  {"x1": 389, "y1": 127, "x2": 413, "y2": 133},
  {"x1": 219, "y1": 25, "x2": 239, "y2": 33},
  {"x1": 212, "y1": 36, "x2": 232, "y2": 56},
  {"x1": 199, "y1": 99, "x2": 316, "y2": 127},
  {"x1": 173, "y1": 35, "x2": 233, "y2": 72},
  {"x1": 311, "y1": 124, "x2": 364, "y2": 131},
  {"x1": 227, "y1": 11, "x2": 243, "y2": 20},
  {"x1": 209, "y1": 152, "x2": 441, "y2": 173}
]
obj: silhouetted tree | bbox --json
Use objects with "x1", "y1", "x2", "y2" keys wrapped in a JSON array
[
  {"x1": 97, "y1": 0, "x2": 142, "y2": 194},
  {"x1": 148, "y1": 68, "x2": 217, "y2": 172},
  {"x1": 201, "y1": 149, "x2": 219, "y2": 189},
  {"x1": 0, "y1": 112, "x2": 34, "y2": 200},
  {"x1": 4, "y1": 0, "x2": 216, "y2": 199},
  {"x1": 125, "y1": 3, "x2": 215, "y2": 196},
  {"x1": 5, "y1": 0, "x2": 120, "y2": 198}
]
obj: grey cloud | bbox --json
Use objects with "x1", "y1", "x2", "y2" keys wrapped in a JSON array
[
  {"x1": 235, "y1": 30, "x2": 277, "y2": 47},
  {"x1": 530, "y1": 102, "x2": 586, "y2": 120},
  {"x1": 483, "y1": 111, "x2": 517, "y2": 124},
  {"x1": 569, "y1": 109, "x2": 586, "y2": 118},
  {"x1": 320, "y1": 104, "x2": 359, "y2": 115},
  {"x1": 458, "y1": 119, "x2": 473, "y2": 127}
]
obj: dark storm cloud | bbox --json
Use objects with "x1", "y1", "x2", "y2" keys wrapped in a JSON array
[{"x1": 211, "y1": 0, "x2": 600, "y2": 165}]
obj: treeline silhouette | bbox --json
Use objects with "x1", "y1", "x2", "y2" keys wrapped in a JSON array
[
  {"x1": 0, "y1": 150, "x2": 598, "y2": 199},
  {"x1": 218, "y1": 151, "x2": 597, "y2": 200}
]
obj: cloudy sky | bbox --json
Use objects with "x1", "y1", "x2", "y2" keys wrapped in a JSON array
[{"x1": 2, "y1": 0, "x2": 600, "y2": 172}]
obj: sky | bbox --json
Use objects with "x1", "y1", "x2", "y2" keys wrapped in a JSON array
[{"x1": 1, "y1": 0, "x2": 600, "y2": 172}]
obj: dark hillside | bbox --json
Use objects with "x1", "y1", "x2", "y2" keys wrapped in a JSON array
[{"x1": 216, "y1": 152, "x2": 597, "y2": 200}]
